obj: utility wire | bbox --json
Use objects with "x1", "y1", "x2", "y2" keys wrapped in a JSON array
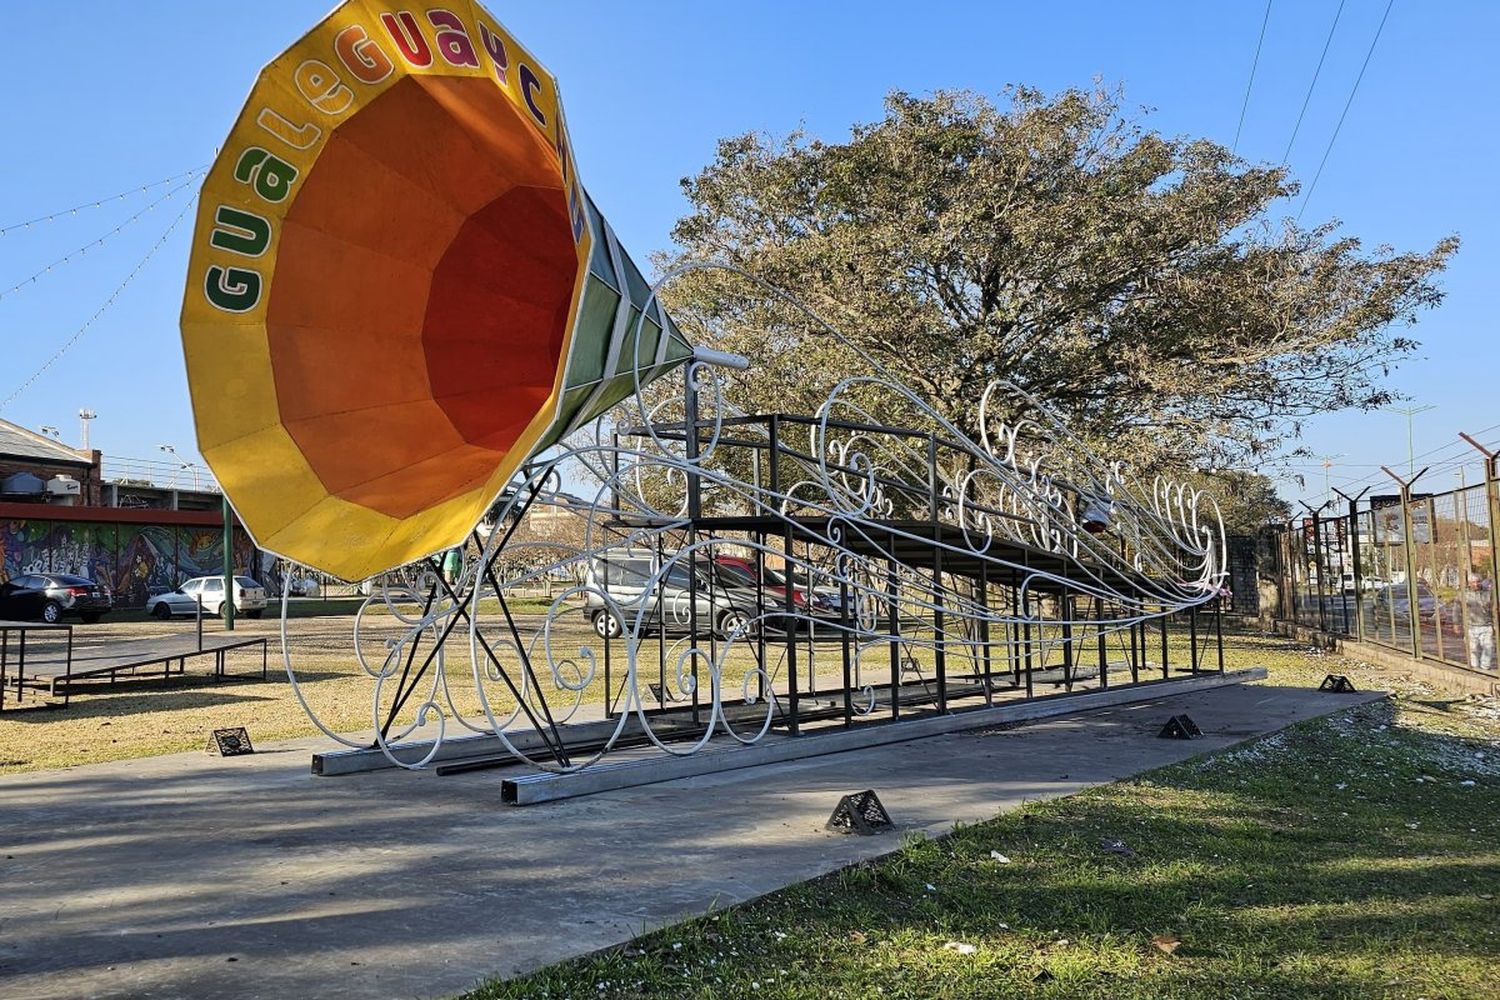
[
  {"x1": 0, "y1": 165, "x2": 207, "y2": 237},
  {"x1": 1297, "y1": 0, "x2": 1397, "y2": 219},
  {"x1": 1281, "y1": 0, "x2": 1346, "y2": 164},
  {"x1": 0, "y1": 199, "x2": 196, "y2": 413},
  {"x1": 1233, "y1": 0, "x2": 1274, "y2": 154},
  {"x1": 0, "y1": 173, "x2": 202, "y2": 303},
  {"x1": 1264, "y1": 418, "x2": 1500, "y2": 504},
  {"x1": 1310, "y1": 418, "x2": 1500, "y2": 494}
]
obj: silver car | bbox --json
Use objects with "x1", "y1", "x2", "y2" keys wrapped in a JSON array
[{"x1": 147, "y1": 575, "x2": 268, "y2": 620}]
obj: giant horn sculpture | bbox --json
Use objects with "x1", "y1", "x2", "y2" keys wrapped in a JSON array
[{"x1": 181, "y1": 0, "x2": 691, "y2": 580}]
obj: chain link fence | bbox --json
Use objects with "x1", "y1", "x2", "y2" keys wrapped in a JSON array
[{"x1": 1267, "y1": 467, "x2": 1498, "y2": 676}]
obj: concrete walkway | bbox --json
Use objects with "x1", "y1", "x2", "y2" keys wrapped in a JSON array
[{"x1": 0, "y1": 682, "x2": 1380, "y2": 1000}]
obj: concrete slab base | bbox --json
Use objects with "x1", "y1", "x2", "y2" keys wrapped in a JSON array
[
  {"x1": 502, "y1": 668, "x2": 1266, "y2": 804},
  {"x1": 0, "y1": 680, "x2": 1382, "y2": 1000}
]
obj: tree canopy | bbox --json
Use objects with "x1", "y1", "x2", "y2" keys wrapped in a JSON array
[{"x1": 656, "y1": 86, "x2": 1457, "y2": 504}]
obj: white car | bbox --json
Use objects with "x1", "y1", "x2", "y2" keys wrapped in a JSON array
[{"x1": 147, "y1": 576, "x2": 267, "y2": 620}]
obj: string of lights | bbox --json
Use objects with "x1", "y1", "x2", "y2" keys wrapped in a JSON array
[
  {"x1": 0, "y1": 199, "x2": 196, "y2": 413},
  {"x1": 0, "y1": 165, "x2": 207, "y2": 238},
  {"x1": 0, "y1": 173, "x2": 203, "y2": 303},
  {"x1": 1295, "y1": 420, "x2": 1500, "y2": 498}
]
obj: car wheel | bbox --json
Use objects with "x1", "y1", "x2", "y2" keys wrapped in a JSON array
[
  {"x1": 247, "y1": 609, "x2": 264, "y2": 619},
  {"x1": 40, "y1": 601, "x2": 62, "y2": 624},
  {"x1": 592, "y1": 610, "x2": 623, "y2": 639},
  {"x1": 715, "y1": 608, "x2": 750, "y2": 640},
  {"x1": 152, "y1": 603, "x2": 173, "y2": 620}
]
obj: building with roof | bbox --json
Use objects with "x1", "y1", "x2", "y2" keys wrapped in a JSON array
[{"x1": 0, "y1": 417, "x2": 102, "y2": 505}]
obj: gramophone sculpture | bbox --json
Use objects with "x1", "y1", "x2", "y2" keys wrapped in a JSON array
[{"x1": 182, "y1": 0, "x2": 691, "y2": 580}]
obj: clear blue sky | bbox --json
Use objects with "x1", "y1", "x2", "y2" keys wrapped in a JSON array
[{"x1": 0, "y1": 1, "x2": 1493, "y2": 509}]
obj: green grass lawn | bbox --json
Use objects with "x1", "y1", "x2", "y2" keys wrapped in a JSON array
[{"x1": 463, "y1": 690, "x2": 1500, "y2": 999}]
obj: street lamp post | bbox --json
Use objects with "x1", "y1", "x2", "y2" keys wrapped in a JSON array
[
  {"x1": 1387, "y1": 405, "x2": 1436, "y2": 478},
  {"x1": 157, "y1": 444, "x2": 182, "y2": 490},
  {"x1": 78, "y1": 409, "x2": 96, "y2": 451}
]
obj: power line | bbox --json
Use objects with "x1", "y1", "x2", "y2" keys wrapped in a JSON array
[
  {"x1": 0, "y1": 199, "x2": 196, "y2": 413},
  {"x1": 1281, "y1": 0, "x2": 1346, "y2": 164},
  {"x1": 0, "y1": 165, "x2": 207, "y2": 237},
  {"x1": 0, "y1": 173, "x2": 202, "y2": 304},
  {"x1": 1233, "y1": 0, "x2": 1275, "y2": 155},
  {"x1": 1311, "y1": 418, "x2": 1500, "y2": 494},
  {"x1": 1297, "y1": 0, "x2": 1397, "y2": 219}
]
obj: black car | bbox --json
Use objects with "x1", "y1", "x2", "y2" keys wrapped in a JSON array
[{"x1": 0, "y1": 573, "x2": 113, "y2": 624}]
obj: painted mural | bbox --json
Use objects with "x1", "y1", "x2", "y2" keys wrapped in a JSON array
[{"x1": 0, "y1": 517, "x2": 256, "y2": 607}]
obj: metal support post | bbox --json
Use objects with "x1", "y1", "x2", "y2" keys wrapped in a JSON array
[
  {"x1": 1160, "y1": 607, "x2": 1169, "y2": 679},
  {"x1": 886, "y1": 542, "x2": 900, "y2": 720},
  {"x1": 1333, "y1": 486, "x2": 1372, "y2": 641},
  {"x1": 222, "y1": 495, "x2": 235, "y2": 632},
  {"x1": 1188, "y1": 603, "x2": 1199, "y2": 674},
  {"x1": 1096, "y1": 596, "x2": 1108, "y2": 689},
  {"x1": 684, "y1": 373, "x2": 703, "y2": 726},
  {"x1": 978, "y1": 564, "x2": 993, "y2": 705},
  {"x1": 933, "y1": 543, "x2": 947, "y2": 713},
  {"x1": 1021, "y1": 588, "x2": 1034, "y2": 700},
  {"x1": 1461, "y1": 433, "x2": 1500, "y2": 664},
  {"x1": 840, "y1": 570, "x2": 853, "y2": 726},
  {"x1": 1299, "y1": 501, "x2": 1331, "y2": 633},
  {"x1": 1381, "y1": 465, "x2": 1428, "y2": 659},
  {"x1": 1060, "y1": 596, "x2": 1074, "y2": 692}
]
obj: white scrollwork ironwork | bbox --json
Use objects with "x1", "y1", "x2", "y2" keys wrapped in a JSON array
[{"x1": 276, "y1": 268, "x2": 1228, "y2": 775}]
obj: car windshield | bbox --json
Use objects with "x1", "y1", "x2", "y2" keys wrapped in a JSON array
[
  {"x1": 724, "y1": 562, "x2": 792, "y2": 588},
  {"x1": 50, "y1": 575, "x2": 93, "y2": 586},
  {"x1": 235, "y1": 576, "x2": 260, "y2": 588},
  {"x1": 595, "y1": 558, "x2": 652, "y2": 587},
  {"x1": 715, "y1": 563, "x2": 758, "y2": 588}
]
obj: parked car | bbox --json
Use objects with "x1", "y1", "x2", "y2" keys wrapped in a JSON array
[
  {"x1": 583, "y1": 551, "x2": 786, "y2": 640},
  {"x1": 1371, "y1": 581, "x2": 1439, "y2": 622},
  {"x1": 0, "y1": 573, "x2": 112, "y2": 624},
  {"x1": 146, "y1": 575, "x2": 267, "y2": 620},
  {"x1": 710, "y1": 554, "x2": 841, "y2": 618},
  {"x1": 287, "y1": 575, "x2": 320, "y2": 597}
]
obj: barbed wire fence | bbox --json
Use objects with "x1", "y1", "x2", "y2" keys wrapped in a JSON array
[{"x1": 1259, "y1": 435, "x2": 1499, "y2": 676}]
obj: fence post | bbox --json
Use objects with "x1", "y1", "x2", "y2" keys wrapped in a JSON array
[
  {"x1": 1424, "y1": 494, "x2": 1446, "y2": 662},
  {"x1": 1333, "y1": 487, "x2": 1372, "y2": 642},
  {"x1": 1301, "y1": 501, "x2": 1334, "y2": 633},
  {"x1": 1382, "y1": 466, "x2": 1428, "y2": 660},
  {"x1": 1460, "y1": 434, "x2": 1500, "y2": 661},
  {"x1": 1281, "y1": 518, "x2": 1296, "y2": 623}
]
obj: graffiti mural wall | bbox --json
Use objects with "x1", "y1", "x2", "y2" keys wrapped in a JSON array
[{"x1": 0, "y1": 515, "x2": 256, "y2": 607}]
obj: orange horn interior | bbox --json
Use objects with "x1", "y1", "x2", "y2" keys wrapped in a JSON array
[{"x1": 266, "y1": 74, "x2": 576, "y2": 519}]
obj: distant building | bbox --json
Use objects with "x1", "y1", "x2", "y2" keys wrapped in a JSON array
[
  {"x1": 0, "y1": 416, "x2": 224, "y2": 511},
  {"x1": 0, "y1": 417, "x2": 255, "y2": 602},
  {"x1": 0, "y1": 417, "x2": 102, "y2": 505}
]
